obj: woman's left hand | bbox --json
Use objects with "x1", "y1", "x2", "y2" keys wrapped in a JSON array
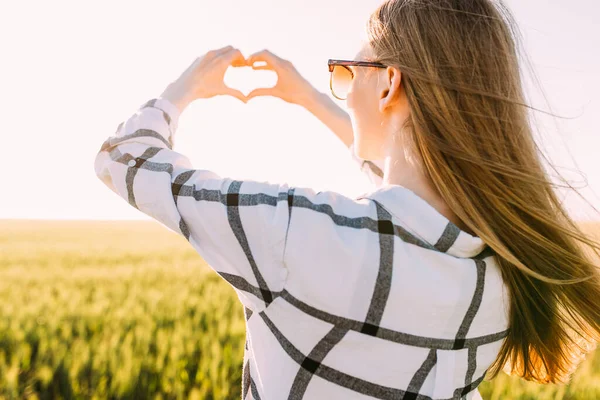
[{"x1": 160, "y1": 45, "x2": 248, "y2": 112}]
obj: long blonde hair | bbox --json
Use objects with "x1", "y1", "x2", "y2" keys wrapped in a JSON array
[{"x1": 366, "y1": 0, "x2": 600, "y2": 384}]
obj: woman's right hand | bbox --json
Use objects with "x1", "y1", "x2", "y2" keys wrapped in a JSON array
[{"x1": 244, "y1": 49, "x2": 316, "y2": 106}]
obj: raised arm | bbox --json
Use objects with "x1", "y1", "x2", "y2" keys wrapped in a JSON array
[
  {"x1": 95, "y1": 48, "x2": 295, "y2": 313},
  {"x1": 94, "y1": 47, "x2": 379, "y2": 314},
  {"x1": 95, "y1": 94, "x2": 298, "y2": 312}
]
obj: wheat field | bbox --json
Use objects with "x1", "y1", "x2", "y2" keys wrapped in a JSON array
[{"x1": 0, "y1": 219, "x2": 599, "y2": 399}]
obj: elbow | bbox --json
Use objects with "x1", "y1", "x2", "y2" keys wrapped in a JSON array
[{"x1": 94, "y1": 142, "x2": 114, "y2": 189}]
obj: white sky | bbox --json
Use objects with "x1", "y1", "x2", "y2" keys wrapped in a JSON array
[{"x1": 1, "y1": 0, "x2": 599, "y2": 221}]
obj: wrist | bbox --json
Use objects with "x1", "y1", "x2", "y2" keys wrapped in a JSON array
[
  {"x1": 159, "y1": 83, "x2": 193, "y2": 114},
  {"x1": 297, "y1": 85, "x2": 326, "y2": 112}
]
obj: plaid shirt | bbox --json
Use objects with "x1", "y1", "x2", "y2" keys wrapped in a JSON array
[{"x1": 94, "y1": 97, "x2": 510, "y2": 400}]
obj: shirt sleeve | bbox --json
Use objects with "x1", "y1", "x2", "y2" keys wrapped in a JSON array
[
  {"x1": 348, "y1": 142, "x2": 384, "y2": 188},
  {"x1": 94, "y1": 97, "x2": 294, "y2": 312}
]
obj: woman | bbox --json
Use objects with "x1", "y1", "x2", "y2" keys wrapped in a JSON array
[{"x1": 94, "y1": 0, "x2": 600, "y2": 399}]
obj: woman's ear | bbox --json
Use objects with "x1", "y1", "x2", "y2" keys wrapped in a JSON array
[{"x1": 378, "y1": 67, "x2": 402, "y2": 113}]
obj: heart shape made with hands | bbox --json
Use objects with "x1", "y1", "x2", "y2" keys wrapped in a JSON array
[{"x1": 223, "y1": 62, "x2": 278, "y2": 98}]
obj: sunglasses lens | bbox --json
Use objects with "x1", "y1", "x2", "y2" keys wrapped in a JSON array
[{"x1": 330, "y1": 65, "x2": 352, "y2": 99}]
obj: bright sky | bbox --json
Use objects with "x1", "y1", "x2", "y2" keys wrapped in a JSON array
[{"x1": 2, "y1": 0, "x2": 599, "y2": 221}]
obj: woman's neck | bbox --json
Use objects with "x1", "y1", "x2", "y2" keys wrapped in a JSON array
[{"x1": 382, "y1": 153, "x2": 476, "y2": 236}]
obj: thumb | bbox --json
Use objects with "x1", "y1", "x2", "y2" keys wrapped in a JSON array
[
  {"x1": 222, "y1": 87, "x2": 248, "y2": 103},
  {"x1": 246, "y1": 87, "x2": 274, "y2": 101},
  {"x1": 251, "y1": 65, "x2": 273, "y2": 71}
]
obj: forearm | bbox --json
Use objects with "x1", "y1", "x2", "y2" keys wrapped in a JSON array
[
  {"x1": 160, "y1": 82, "x2": 194, "y2": 115},
  {"x1": 298, "y1": 87, "x2": 354, "y2": 148}
]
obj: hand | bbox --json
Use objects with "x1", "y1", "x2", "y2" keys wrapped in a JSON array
[
  {"x1": 160, "y1": 45, "x2": 248, "y2": 111},
  {"x1": 245, "y1": 49, "x2": 314, "y2": 105}
]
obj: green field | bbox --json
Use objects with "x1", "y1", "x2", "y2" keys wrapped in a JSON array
[{"x1": 0, "y1": 220, "x2": 599, "y2": 399}]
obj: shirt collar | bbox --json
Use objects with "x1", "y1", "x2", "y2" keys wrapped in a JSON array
[{"x1": 357, "y1": 184, "x2": 487, "y2": 258}]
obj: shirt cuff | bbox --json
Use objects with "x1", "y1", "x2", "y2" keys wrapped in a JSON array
[
  {"x1": 143, "y1": 97, "x2": 183, "y2": 134},
  {"x1": 115, "y1": 97, "x2": 182, "y2": 149}
]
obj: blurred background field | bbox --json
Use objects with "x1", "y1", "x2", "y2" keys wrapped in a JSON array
[{"x1": 0, "y1": 219, "x2": 599, "y2": 399}]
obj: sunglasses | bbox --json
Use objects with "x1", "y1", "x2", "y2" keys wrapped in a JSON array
[{"x1": 328, "y1": 59, "x2": 387, "y2": 100}]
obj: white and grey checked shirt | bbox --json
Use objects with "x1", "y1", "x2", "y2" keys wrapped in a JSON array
[{"x1": 94, "y1": 97, "x2": 510, "y2": 400}]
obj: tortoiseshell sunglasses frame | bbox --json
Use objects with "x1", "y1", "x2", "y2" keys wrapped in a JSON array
[{"x1": 327, "y1": 59, "x2": 388, "y2": 99}]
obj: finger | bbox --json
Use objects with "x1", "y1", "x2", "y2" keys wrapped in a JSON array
[
  {"x1": 222, "y1": 87, "x2": 248, "y2": 103},
  {"x1": 231, "y1": 56, "x2": 248, "y2": 68},
  {"x1": 213, "y1": 45, "x2": 234, "y2": 56},
  {"x1": 223, "y1": 48, "x2": 247, "y2": 67},
  {"x1": 212, "y1": 47, "x2": 245, "y2": 67},
  {"x1": 246, "y1": 88, "x2": 274, "y2": 101},
  {"x1": 246, "y1": 49, "x2": 279, "y2": 67},
  {"x1": 202, "y1": 46, "x2": 232, "y2": 61},
  {"x1": 249, "y1": 62, "x2": 273, "y2": 71}
]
